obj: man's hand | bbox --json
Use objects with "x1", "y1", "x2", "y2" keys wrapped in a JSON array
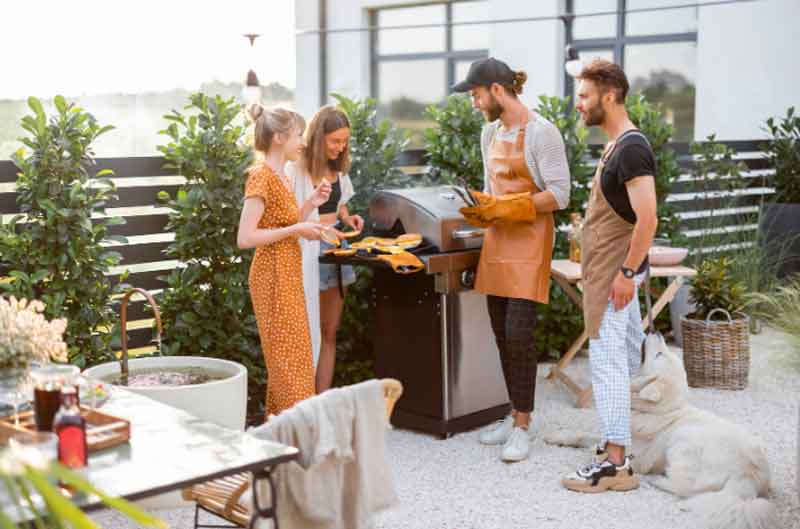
[{"x1": 610, "y1": 271, "x2": 635, "y2": 311}]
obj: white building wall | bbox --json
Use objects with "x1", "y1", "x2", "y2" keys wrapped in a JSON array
[
  {"x1": 695, "y1": 0, "x2": 800, "y2": 140},
  {"x1": 295, "y1": 0, "x2": 323, "y2": 118},
  {"x1": 296, "y1": 0, "x2": 799, "y2": 141},
  {"x1": 486, "y1": 0, "x2": 563, "y2": 108}
]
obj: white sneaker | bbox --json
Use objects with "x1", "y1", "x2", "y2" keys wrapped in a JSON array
[
  {"x1": 478, "y1": 415, "x2": 514, "y2": 445},
  {"x1": 501, "y1": 426, "x2": 531, "y2": 462}
]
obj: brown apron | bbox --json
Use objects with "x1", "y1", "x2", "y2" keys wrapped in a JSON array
[
  {"x1": 581, "y1": 138, "x2": 638, "y2": 338},
  {"x1": 474, "y1": 118, "x2": 554, "y2": 303}
]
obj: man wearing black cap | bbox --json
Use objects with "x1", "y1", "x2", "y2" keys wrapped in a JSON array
[{"x1": 455, "y1": 57, "x2": 570, "y2": 462}]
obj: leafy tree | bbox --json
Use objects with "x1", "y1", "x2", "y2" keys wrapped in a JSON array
[
  {"x1": 1, "y1": 96, "x2": 124, "y2": 367},
  {"x1": 155, "y1": 93, "x2": 263, "y2": 418},
  {"x1": 423, "y1": 94, "x2": 485, "y2": 189}
]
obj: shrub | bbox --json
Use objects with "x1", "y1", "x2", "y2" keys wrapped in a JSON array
[
  {"x1": 330, "y1": 93, "x2": 410, "y2": 217},
  {"x1": 423, "y1": 94, "x2": 485, "y2": 189},
  {"x1": 155, "y1": 94, "x2": 263, "y2": 417},
  {"x1": 763, "y1": 106, "x2": 800, "y2": 204},
  {"x1": 626, "y1": 94, "x2": 683, "y2": 244},
  {"x1": 533, "y1": 95, "x2": 592, "y2": 359},
  {"x1": 331, "y1": 94, "x2": 411, "y2": 385},
  {"x1": 0, "y1": 96, "x2": 123, "y2": 368}
]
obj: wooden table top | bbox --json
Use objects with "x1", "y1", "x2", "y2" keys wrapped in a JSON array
[{"x1": 551, "y1": 259, "x2": 696, "y2": 283}]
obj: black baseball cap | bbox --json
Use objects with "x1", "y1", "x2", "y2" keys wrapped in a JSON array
[{"x1": 453, "y1": 57, "x2": 515, "y2": 92}]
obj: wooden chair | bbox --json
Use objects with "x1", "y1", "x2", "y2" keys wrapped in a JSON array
[{"x1": 182, "y1": 378, "x2": 403, "y2": 529}]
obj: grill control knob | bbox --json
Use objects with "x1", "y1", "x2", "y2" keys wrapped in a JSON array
[{"x1": 460, "y1": 269, "x2": 476, "y2": 288}]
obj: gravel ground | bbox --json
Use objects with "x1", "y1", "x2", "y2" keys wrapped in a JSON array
[{"x1": 93, "y1": 328, "x2": 800, "y2": 529}]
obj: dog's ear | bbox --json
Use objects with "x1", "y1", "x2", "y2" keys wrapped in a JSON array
[{"x1": 637, "y1": 378, "x2": 664, "y2": 403}]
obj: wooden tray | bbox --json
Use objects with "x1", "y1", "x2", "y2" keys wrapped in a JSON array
[{"x1": 0, "y1": 406, "x2": 130, "y2": 452}]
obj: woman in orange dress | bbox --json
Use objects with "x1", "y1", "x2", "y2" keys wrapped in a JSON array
[{"x1": 236, "y1": 104, "x2": 332, "y2": 418}]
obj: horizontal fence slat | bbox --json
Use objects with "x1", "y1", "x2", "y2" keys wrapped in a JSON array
[
  {"x1": 0, "y1": 157, "x2": 173, "y2": 184},
  {"x1": 109, "y1": 269, "x2": 170, "y2": 291},
  {"x1": 116, "y1": 242, "x2": 171, "y2": 266},
  {"x1": 125, "y1": 327, "x2": 161, "y2": 350},
  {"x1": 111, "y1": 299, "x2": 157, "y2": 322},
  {"x1": 107, "y1": 185, "x2": 180, "y2": 209},
  {"x1": 105, "y1": 214, "x2": 170, "y2": 237}
]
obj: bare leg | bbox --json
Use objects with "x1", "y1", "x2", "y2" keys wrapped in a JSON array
[{"x1": 317, "y1": 285, "x2": 346, "y2": 393}]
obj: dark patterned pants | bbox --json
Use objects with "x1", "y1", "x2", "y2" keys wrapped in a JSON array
[{"x1": 486, "y1": 295, "x2": 538, "y2": 413}]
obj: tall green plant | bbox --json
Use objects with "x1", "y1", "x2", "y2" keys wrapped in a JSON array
[
  {"x1": 155, "y1": 94, "x2": 262, "y2": 416},
  {"x1": 763, "y1": 106, "x2": 800, "y2": 204},
  {"x1": 749, "y1": 276, "x2": 800, "y2": 357},
  {"x1": 330, "y1": 93, "x2": 410, "y2": 216},
  {"x1": 625, "y1": 94, "x2": 683, "y2": 243},
  {"x1": 423, "y1": 94, "x2": 484, "y2": 189},
  {"x1": 533, "y1": 96, "x2": 592, "y2": 359},
  {"x1": 0, "y1": 96, "x2": 123, "y2": 368},
  {"x1": 330, "y1": 93, "x2": 410, "y2": 385}
]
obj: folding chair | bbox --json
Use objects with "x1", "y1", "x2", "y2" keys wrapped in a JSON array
[{"x1": 182, "y1": 378, "x2": 403, "y2": 529}]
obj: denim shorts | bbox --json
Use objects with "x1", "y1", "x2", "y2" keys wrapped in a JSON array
[{"x1": 320, "y1": 239, "x2": 356, "y2": 291}]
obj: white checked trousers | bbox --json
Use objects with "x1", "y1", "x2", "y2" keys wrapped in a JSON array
[{"x1": 589, "y1": 274, "x2": 646, "y2": 448}]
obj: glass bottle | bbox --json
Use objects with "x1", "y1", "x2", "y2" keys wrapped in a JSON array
[
  {"x1": 569, "y1": 212, "x2": 583, "y2": 263},
  {"x1": 53, "y1": 386, "x2": 88, "y2": 469}
]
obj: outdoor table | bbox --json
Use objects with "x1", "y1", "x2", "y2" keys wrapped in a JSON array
[
  {"x1": 2, "y1": 388, "x2": 298, "y2": 527},
  {"x1": 546, "y1": 259, "x2": 696, "y2": 408}
]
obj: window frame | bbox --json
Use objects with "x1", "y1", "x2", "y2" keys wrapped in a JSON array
[
  {"x1": 564, "y1": 0, "x2": 698, "y2": 98},
  {"x1": 369, "y1": 0, "x2": 489, "y2": 113}
]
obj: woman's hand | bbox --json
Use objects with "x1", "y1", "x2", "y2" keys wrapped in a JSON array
[
  {"x1": 293, "y1": 222, "x2": 325, "y2": 241},
  {"x1": 342, "y1": 214, "x2": 364, "y2": 232},
  {"x1": 309, "y1": 180, "x2": 332, "y2": 208}
]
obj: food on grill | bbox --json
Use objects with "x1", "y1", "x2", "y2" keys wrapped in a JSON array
[
  {"x1": 320, "y1": 229, "x2": 340, "y2": 246},
  {"x1": 337, "y1": 229, "x2": 362, "y2": 239},
  {"x1": 396, "y1": 233, "x2": 422, "y2": 249},
  {"x1": 323, "y1": 248, "x2": 357, "y2": 257}
]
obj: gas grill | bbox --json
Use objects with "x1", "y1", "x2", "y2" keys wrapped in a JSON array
[{"x1": 323, "y1": 186, "x2": 510, "y2": 437}]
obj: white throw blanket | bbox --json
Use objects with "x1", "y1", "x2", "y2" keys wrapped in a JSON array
[{"x1": 245, "y1": 380, "x2": 397, "y2": 529}]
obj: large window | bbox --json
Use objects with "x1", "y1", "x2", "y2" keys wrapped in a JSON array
[
  {"x1": 567, "y1": 0, "x2": 697, "y2": 142},
  {"x1": 371, "y1": 1, "x2": 489, "y2": 147}
]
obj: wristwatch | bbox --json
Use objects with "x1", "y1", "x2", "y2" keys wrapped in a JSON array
[{"x1": 621, "y1": 266, "x2": 635, "y2": 279}]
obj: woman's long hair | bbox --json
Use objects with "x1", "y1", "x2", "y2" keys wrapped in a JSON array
[{"x1": 301, "y1": 106, "x2": 351, "y2": 186}]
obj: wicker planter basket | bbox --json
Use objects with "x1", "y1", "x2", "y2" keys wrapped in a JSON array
[{"x1": 681, "y1": 309, "x2": 750, "y2": 390}]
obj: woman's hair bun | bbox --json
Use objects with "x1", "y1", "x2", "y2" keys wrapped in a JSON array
[{"x1": 246, "y1": 103, "x2": 264, "y2": 122}]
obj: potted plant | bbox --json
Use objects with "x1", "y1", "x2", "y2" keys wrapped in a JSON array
[
  {"x1": 761, "y1": 107, "x2": 800, "y2": 278},
  {"x1": 681, "y1": 256, "x2": 750, "y2": 390}
]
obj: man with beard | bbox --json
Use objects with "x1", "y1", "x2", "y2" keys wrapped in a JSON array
[
  {"x1": 454, "y1": 57, "x2": 570, "y2": 462},
  {"x1": 561, "y1": 59, "x2": 657, "y2": 493}
]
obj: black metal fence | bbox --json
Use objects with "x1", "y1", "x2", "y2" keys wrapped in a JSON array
[{"x1": 0, "y1": 139, "x2": 774, "y2": 352}]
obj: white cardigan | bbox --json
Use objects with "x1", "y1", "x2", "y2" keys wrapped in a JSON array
[
  {"x1": 286, "y1": 162, "x2": 355, "y2": 369},
  {"x1": 287, "y1": 161, "x2": 321, "y2": 369}
]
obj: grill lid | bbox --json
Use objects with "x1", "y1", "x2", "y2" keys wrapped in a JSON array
[{"x1": 368, "y1": 186, "x2": 484, "y2": 253}]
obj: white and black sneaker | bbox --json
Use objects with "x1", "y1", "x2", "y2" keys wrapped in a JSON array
[{"x1": 561, "y1": 450, "x2": 639, "y2": 493}]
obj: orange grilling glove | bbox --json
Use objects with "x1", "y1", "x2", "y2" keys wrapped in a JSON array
[
  {"x1": 377, "y1": 251, "x2": 425, "y2": 274},
  {"x1": 459, "y1": 190, "x2": 537, "y2": 227}
]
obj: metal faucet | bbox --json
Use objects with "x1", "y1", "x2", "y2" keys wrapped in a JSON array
[{"x1": 119, "y1": 287, "x2": 163, "y2": 382}]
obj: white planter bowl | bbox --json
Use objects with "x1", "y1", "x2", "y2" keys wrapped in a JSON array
[
  {"x1": 649, "y1": 246, "x2": 689, "y2": 267},
  {"x1": 84, "y1": 356, "x2": 247, "y2": 431}
]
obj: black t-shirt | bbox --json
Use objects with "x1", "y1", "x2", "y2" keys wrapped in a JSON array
[{"x1": 600, "y1": 130, "x2": 656, "y2": 273}]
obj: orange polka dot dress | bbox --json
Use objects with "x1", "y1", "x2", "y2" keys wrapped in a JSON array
[{"x1": 244, "y1": 163, "x2": 315, "y2": 418}]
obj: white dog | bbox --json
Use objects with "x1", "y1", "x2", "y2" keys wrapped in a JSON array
[{"x1": 547, "y1": 334, "x2": 775, "y2": 529}]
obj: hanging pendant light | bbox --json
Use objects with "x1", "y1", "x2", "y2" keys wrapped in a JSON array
[{"x1": 241, "y1": 33, "x2": 262, "y2": 105}]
